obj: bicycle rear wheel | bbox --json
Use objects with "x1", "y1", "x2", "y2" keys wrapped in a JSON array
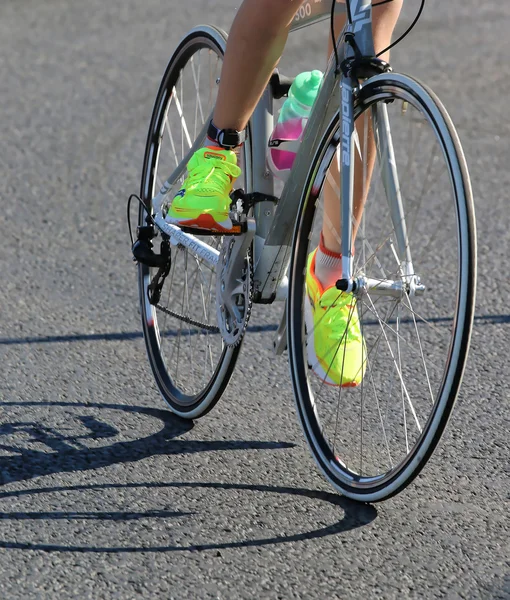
[
  {"x1": 288, "y1": 73, "x2": 476, "y2": 501},
  {"x1": 138, "y1": 26, "x2": 251, "y2": 419}
]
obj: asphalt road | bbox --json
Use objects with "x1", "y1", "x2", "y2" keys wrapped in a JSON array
[{"x1": 0, "y1": 0, "x2": 509, "y2": 598}]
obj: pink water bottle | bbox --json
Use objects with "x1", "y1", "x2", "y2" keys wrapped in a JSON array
[{"x1": 267, "y1": 70, "x2": 323, "y2": 181}]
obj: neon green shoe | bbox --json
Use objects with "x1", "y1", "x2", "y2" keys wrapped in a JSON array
[
  {"x1": 305, "y1": 249, "x2": 366, "y2": 387},
  {"x1": 166, "y1": 147, "x2": 241, "y2": 233}
]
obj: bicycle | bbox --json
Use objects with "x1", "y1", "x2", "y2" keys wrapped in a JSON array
[{"x1": 130, "y1": 0, "x2": 477, "y2": 502}]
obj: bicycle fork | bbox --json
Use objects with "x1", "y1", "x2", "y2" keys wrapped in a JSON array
[
  {"x1": 339, "y1": 72, "x2": 356, "y2": 287},
  {"x1": 335, "y1": 72, "x2": 425, "y2": 299}
]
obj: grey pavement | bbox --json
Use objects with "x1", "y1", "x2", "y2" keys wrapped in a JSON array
[{"x1": 0, "y1": 0, "x2": 508, "y2": 598}]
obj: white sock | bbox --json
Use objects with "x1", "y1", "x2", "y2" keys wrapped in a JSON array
[{"x1": 314, "y1": 234, "x2": 342, "y2": 290}]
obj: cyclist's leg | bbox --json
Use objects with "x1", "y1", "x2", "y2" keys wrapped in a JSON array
[
  {"x1": 214, "y1": 0, "x2": 403, "y2": 133},
  {"x1": 213, "y1": 0, "x2": 299, "y2": 131},
  {"x1": 167, "y1": 0, "x2": 300, "y2": 231},
  {"x1": 318, "y1": 0, "x2": 403, "y2": 288},
  {"x1": 307, "y1": 1, "x2": 404, "y2": 387}
]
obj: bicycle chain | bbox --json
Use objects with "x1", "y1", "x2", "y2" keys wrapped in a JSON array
[
  {"x1": 154, "y1": 303, "x2": 220, "y2": 333},
  {"x1": 148, "y1": 233, "x2": 252, "y2": 343},
  {"x1": 225, "y1": 252, "x2": 253, "y2": 347}
]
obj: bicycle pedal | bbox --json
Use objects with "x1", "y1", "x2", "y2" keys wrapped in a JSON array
[{"x1": 229, "y1": 189, "x2": 279, "y2": 217}]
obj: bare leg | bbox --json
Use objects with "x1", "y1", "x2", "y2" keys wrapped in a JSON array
[
  {"x1": 322, "y1": 0, "x2": 403, "y2": 255},
  {"x1": 213, "y1": 0, "x2": 301, "y2": 131},
  {"x1": 176, "y1": 0, "x2": 402, "y2": 244},
  {"x1": 168, "y1": 1, "x2": 301, "y2": 232}
]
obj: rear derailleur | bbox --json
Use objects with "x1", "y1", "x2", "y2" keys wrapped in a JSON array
[{"x1": 132, "y1": 223, "x2": 171, "y2": 306}]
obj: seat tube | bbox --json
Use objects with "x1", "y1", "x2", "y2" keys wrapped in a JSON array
[{"x1": 250, "y1": 88, "x2": 277, "y2": 267}]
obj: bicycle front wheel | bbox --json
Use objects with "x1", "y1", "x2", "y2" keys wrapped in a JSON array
[
  {"x1": 138, "y1": 26, "x2": 251, "y2": 419},
  {"x1": 288, "y1": 73, "x2": 476, "y2": 501}
]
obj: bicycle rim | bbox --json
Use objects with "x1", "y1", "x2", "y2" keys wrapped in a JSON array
[
  {"x1": 288, "y1": 73, "x2": 476, "y2": 501},
  {"x1": 138, "y1": 26, "x2": 251, "y2": 418}
]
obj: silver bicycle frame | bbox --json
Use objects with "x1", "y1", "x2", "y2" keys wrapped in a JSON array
[
  {"x1": 150, "y1": 0, "x2": 415, "y2": 326},
  {"x1": 252, "y1": 0, "x2": 377, "y2": 301}
]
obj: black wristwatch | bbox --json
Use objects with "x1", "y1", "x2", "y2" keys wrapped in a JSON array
[{"x1": 207, "y1": 121, "x2": 246, "y2": 149}]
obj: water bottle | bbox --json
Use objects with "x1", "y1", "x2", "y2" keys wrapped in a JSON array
[{"x1": 267, "y1": 69, "x2": 323, "y2": 181}]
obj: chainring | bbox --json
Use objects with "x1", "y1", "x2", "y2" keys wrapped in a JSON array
[{"x1": 216, "y1": 235, "x2": 253, "y2": 347}]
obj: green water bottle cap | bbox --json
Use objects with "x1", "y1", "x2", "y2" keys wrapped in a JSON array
[{"x1": 291, "y1": 70, "x2": 324, "y2": 108}]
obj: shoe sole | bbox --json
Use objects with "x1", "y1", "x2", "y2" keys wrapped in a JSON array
[{"x1": 166, "y1": 213, "x2": 235, "y2": 234}]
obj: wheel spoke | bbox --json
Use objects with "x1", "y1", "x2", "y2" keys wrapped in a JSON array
[
  {"x1": 402, "y1": 292, "x2": 436, "y2": 405},
  {"x1": 191, "y1": 52, "x2": 205, "y2": 136},
  {"x1": 164, "y1": 112, "x2": 180, "y2": 169},
  {"x1": 365, "y1": 293, "x2": 422, "y2": 433},
  {"x1": 172, "y1": 84, "x2": 193, "y2": 151}
]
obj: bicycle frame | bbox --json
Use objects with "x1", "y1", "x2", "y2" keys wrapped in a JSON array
[{"x1": 149, "y1": 0, "x2": 416, "y2": 328}]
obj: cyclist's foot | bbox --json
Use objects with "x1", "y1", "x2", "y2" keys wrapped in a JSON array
[
  {"x1": 305, "y1": 249, "x2": 366, "y2": 387},
  {"x1": 166, "y1": 147, "x2": 241, "y2": 233}
]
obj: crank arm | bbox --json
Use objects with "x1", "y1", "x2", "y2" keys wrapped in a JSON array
[{"x1": 153, "y1": 214, "x2": 220, "y2": 268}]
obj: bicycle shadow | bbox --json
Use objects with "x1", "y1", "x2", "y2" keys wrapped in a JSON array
[
  {"x1": 0, "y1": 400, "x2": 293, "y2": 486},
  {"x1": 0, "y1": 480, "x2": 377, "y2": 553},
  {"x1": 0, "y1": 400, "x2": 378, "y2": 553}
]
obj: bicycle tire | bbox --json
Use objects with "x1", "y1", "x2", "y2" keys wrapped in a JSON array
[
  {"x1": 287, "y1": 72, "x2": 476, "y2": 502},
  {"x1": 138, "y1": 26, "x2": 251, "y2": 419}
]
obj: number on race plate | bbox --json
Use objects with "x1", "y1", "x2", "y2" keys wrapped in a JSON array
[{"x1": 295, "y1": 1, "x2": 313, "y2": 21}]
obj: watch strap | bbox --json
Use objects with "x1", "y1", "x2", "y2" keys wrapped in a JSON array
[{"x1": 207, "y1": 121, "x2": 246, "y2": 149}]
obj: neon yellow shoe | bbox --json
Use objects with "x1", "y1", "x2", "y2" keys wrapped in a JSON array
[
  {"x1": 166, "y1": 147, "x2": 241, "y2": 233},
  {"x1": 305, "y1": 249, "x2": 366, "y2": 387}
]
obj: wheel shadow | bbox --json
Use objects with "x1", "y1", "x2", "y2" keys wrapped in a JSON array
[
  {"x1": 0, "y1": 400, "x2": 293, "y2": 486},
  {"x1": 0, "y1": 480, "x2": 377, "y2": 553},
  {"x1": 0, "y1": 400, "x2": 377, "y2": 553}
]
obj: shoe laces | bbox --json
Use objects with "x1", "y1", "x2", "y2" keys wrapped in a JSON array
[
  {"x1": 185, "y1": 158, "x2": 241, "y2": 194},
  {"x1": 319, "y1": 290, "x2": 362, "y2": 344}
]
